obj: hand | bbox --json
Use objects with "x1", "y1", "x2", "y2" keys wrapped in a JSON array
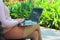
[{"x1": 18, "y1": 18, "x2": 25, "y2": 23}]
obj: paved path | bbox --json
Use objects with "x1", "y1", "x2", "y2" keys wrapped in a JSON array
[
  {"x1": 41, "y1": 27, "x2": 60, "y2": 40},
  {"x1": 26, "y1": 27, "x2": 60, "y2": 40}
]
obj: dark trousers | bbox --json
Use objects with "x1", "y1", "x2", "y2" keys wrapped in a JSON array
[{"x1": 0, "y1": 22, "x2": 5, "y2": 40}]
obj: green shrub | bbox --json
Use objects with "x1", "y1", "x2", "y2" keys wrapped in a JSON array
[
  {"x1": 8, "y1": 1, "x2": 33, "y2": 19},
  {"x1": 38, "y1": 0, "x2": 60, "y2": 29},
  {"x1": 7, "y1": 0, "x2": 60, "y2": 29}
]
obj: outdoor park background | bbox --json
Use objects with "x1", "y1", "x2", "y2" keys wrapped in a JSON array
[{"x1": 3, "y1": 0, "x2": 60, "y2": 30}]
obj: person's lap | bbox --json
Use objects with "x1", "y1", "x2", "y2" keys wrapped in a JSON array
[
  {"x1": 24, "y1": 24, "x2": 40, "y2": 38},
  {"x1": 4, "y1": 24, "x2": 40, "y2": 39},
  {"x1": 4, "y1": 26, "x2": 25, "y2": 39}
]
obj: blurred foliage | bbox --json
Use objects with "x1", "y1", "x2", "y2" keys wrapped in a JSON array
[
  {"x1": 7, "y1": 0, "x2": 33, "y2": 20},
  {"x1": 4, "y1": 0, "x2": 60, "y2": 29}
]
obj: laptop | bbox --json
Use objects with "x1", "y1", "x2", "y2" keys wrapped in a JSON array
[{"x1": 18, "y1": 8, "x2": 43, "y2": 26}]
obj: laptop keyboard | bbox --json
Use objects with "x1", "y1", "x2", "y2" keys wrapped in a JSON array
[{"x1": 20, "y1": 20, "x2": 37, "y2": 26}]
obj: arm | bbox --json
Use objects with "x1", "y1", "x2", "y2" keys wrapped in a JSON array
[
  {"x1": 4, "y1": 4, "x2": 13, "y2": 21},
  {"x1": 0, "y1": 1, "x2": 19, "y2": 28},
  {"x1": 4, "y1": 5, "x2": 25, "y2": 22}
]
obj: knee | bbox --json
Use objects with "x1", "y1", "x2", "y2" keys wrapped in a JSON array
[
  {"x1": 33, "y1": 31, "x2": 38, "y2": 36},
  {"x1": 35, "y1": 25, "x2": 40, "y2": 30}
]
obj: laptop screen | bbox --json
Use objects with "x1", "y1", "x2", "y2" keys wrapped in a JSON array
[{"x1": 29, "y1": 8, "x2": 43, "y2": 23}]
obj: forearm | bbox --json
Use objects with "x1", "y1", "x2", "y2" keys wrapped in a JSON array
[{"x1": 2, "y1": 19, "x2": 19, "y2": 28}]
